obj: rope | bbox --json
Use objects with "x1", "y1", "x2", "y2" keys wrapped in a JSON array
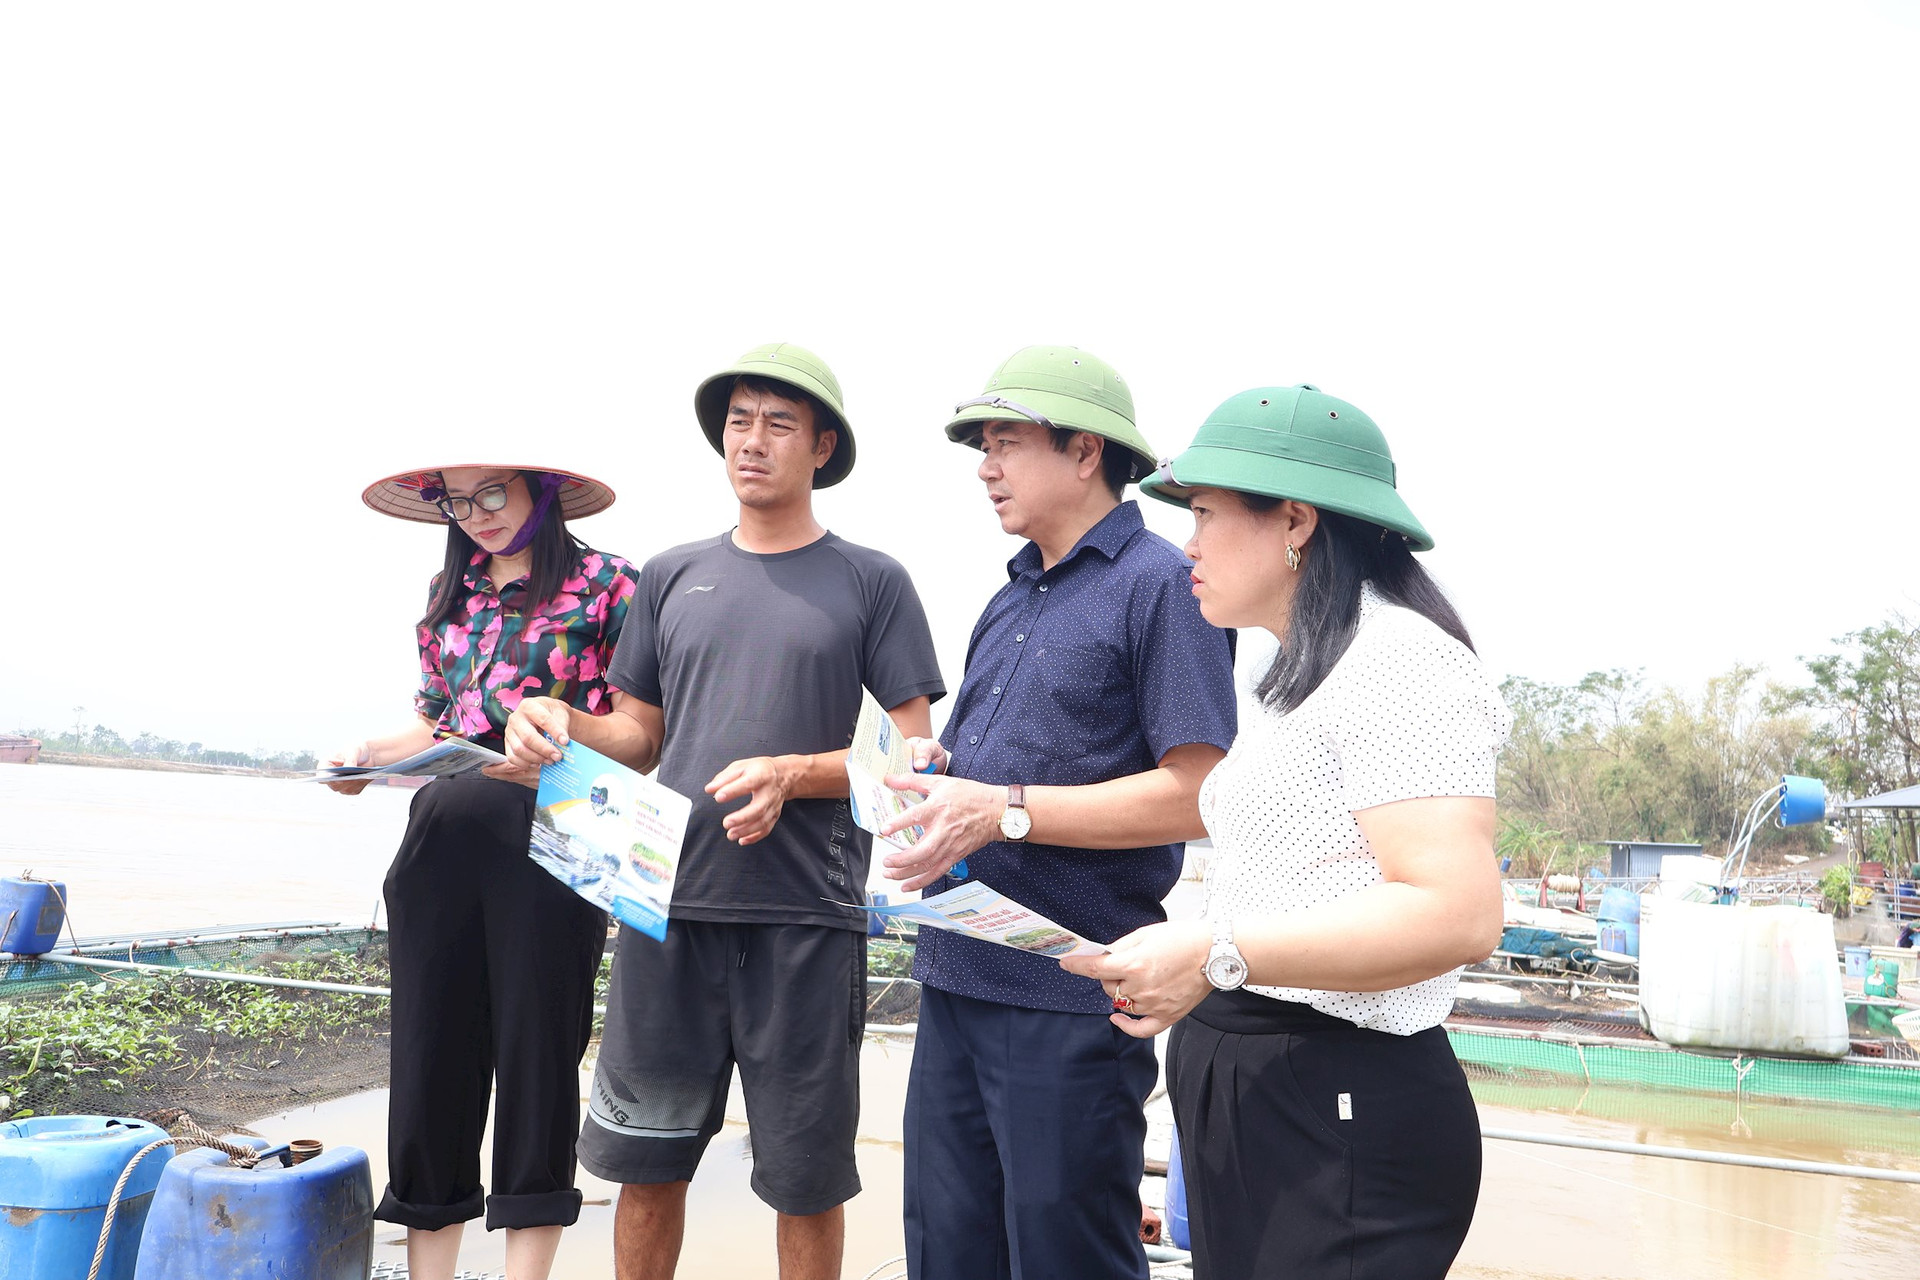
[
  {"x1": 21, "y1": 873, "x2": 82, "y2": 954},
  {"x1": 84, "y1": 1119, "x2": 265, "y2": 1280}
]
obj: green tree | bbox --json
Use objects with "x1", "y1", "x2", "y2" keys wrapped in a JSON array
[
  {"x1": 1786, "y1": 612, "x2": 1920, "y2": 869},
  {"x1": 1496, "y1": 666, "x2": 1814, "y2": 859}
]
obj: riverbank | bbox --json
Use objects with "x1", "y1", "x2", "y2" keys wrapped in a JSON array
[{"x1": 32, "y1": 751, "x2": 299, "y2": 778}]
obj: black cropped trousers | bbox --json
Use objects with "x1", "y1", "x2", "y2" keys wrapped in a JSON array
[
  {"x1": 375, "y1": 773, "x2": 607, "y2": 1232},
  {"x1": 1167, "y1": 989, "x2": 1481, "y2": 1280}
]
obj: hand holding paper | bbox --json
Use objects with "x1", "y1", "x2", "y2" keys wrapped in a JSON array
[{"x1": 844, "y1": 689, "x2": 932, "y2": 852}]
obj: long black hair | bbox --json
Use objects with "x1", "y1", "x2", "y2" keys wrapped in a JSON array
[
  {"x1": 418, "y1": 472, "x2": 583, "y2": 633},
  {"x1": 1246, "y1": 497, "x2": 1474, "y2": 715}
]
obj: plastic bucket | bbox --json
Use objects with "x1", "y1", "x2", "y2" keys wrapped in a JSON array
[{"x1": 1844, "y1": 946, "x2": 1872, "y2": 978}]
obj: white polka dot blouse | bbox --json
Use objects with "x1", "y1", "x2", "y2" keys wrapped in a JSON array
[{"x1": 1199, "y1": 581, "x2": 1513, "y2": 1034}]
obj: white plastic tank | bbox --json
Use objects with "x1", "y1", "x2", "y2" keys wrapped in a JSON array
[{"x1": 1638, "y1": 897, "x2": 1850, "y2": 1058}]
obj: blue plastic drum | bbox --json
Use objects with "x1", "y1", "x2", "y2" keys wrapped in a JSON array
[
  {"x1": 0, "y1": 879, "x2": 67, "y2": 956},
  {"x1": 1778, "y1": 775, "x2": 1827, "y2": 827},
  {"x1": 0, "y1": 1115, "x2": 172, "y2": 1280},
  {"x1": 133, "y1": 1142, "x2": 372, "y2": 1280},
  {"x1": 1597, "y1": 887, "x2": 1641, "y2": 926}
]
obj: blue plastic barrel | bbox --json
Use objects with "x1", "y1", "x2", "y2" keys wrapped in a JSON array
[
  {"x1": 1597, "y1": 887, "x2": 1641, "y2": 926},
  {"x1": 0, "y1": 1115, "x2": 172, "y2": 1280},
  {"x1": 0, "y1": 879, "x2": 66, "y2": 955},
  {"x1": 1165, "y1": 1130, "x2": 1190, "y2": 1251},
  {"x1": 133, "y1": 1142, "x2": 372, "y2": 1280},
  {"x1": 1778, "y1": 775, "x2": 1827, "y2": 827}
]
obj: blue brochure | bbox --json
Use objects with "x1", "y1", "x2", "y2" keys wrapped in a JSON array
[{"x1": 530, "y1": 740, "x2": 691, "y2": 941}]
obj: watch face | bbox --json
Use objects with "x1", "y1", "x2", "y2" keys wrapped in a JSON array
[
  {"x1": 1205, "y1": 951, "x2": 1248, "y2": 991},
  {"x1": 999, "y1": 804, "x2": 1032, "y2": 840}
]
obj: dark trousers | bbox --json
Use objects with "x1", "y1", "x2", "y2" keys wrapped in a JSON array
[
  {"x1": 903, "y1": 986, "x2": 1158, "y2": 1280},
  {"x1": 375, "y1": 774, "x2": 608, "y2": 1232},
  {"x1": 1168, "y1": 990, "x2": 1482, "y2": 1280}
]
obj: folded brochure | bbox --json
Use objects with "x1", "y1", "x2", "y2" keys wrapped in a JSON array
[
  {"x1": 530, "y1": 740, "x2": 691, "y2": 941},
  {"x1": 844, "y1": 687, "x2": 926, "y2": 850},
  {"x1": 846, "y1": 881, "x2": 1108, "y2": 958},
  {"x1": 304, "y1": 737, "x2": 507, "y2": 782}
]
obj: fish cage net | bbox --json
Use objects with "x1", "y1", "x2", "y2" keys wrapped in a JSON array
[
  {"x1": 0, "y1": 930, "x2": 390, "y2": 1132},
  {"x1": 1453, "y1": 1025, "x2": 1920, "y2": 1159}
]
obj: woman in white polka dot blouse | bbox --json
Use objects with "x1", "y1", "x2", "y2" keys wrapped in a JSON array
[{"x1": 1064, "y1": 383, "x2": 1511, "y2": 1280}]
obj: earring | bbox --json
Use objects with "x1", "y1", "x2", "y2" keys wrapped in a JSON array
[{"x1": 1285, "y1": 543, "x2": 1301, "y2": 572}]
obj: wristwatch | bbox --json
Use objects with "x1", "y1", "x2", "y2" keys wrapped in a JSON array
[
  {"x1": 1203, "y1": 917, "x2": 1249, "y2": 991},
  {"x1": 998, "y1": 784, "x2": 1031, "y2": 841}
]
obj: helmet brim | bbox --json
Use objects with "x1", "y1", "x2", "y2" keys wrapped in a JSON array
[
  {"x1": 943, "y1": 389, "x2": 1156, "y2": 485},
  {"x1": 1140, "y1": 446, "x2": 1434, "y2": 551}
]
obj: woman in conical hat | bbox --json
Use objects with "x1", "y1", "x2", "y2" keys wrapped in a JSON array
[{"x1": 335, "y1": 463, "x2": 635, "y2": 1280}]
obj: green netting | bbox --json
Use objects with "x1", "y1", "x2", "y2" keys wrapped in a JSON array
[
  {"x1": 0, "y1": 928, "x2": 385, "y2": 1000},
  {"x1": 1452, "y1": 1026, "x2": 1920, "y2": 1115}
]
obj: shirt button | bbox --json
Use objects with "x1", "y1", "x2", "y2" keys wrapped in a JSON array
[
  {"x1": 1015, "y1": 633, "x2": 1025, "y2": 642},
  {"x1": 1038, "y1": 585, "x2": 1048, "y2": 592},
  {"x1": 991, "y1": 686, "x2": 1001, "y2": 695},
  {"x1": 968, "y1": 735, "x2": 979, "y2": 745}
]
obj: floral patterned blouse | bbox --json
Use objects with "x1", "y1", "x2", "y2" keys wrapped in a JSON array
[{"x1": 415, "y1": 546, "x2": 639, "y2": 748}]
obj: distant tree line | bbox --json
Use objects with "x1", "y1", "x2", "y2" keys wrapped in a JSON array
[
  {"x1": 10, "y1": 716, "x2": 317, "y2": 774},
  {"x1": 1496, "y1": 611, "x2": 1918, "y2": 877}
]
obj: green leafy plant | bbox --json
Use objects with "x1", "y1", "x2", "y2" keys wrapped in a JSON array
[{"x1": 1820, "y1": 866, "x2": 1854, "y2": 917}]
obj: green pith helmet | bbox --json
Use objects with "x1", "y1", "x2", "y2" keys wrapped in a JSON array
[
  {"x1": 694, "y1": 343, "x2": 855, "y2": 488},
  {"x1": 1140, "y1": 384, "x2": 1434, "y2": 551},
  {"x1": 943, "y1": 345, "x2": 1157, "y2": 484}
]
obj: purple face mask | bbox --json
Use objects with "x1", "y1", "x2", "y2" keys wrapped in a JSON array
[{"x1": 495, "y1": 472, "x2": 567, "y2": 556}]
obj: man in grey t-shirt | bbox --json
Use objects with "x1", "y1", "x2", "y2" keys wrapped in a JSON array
[{"x1": 505, "y1": 344, "x2": 942, "y2": 1280}]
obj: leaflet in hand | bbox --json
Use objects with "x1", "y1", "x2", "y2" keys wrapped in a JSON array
[
  {"x1": 849, "y1": 881, "x2": 1108, "y2": 958},
  {"x1": 529, "y1": 740, "x2": 691, "y2": 941},
  {"x1": 844, "y1": 688, "x2": 926, "y2": 851},
  {"x1": 304, "y1": 738, "x2": 508, "y2": 782}
]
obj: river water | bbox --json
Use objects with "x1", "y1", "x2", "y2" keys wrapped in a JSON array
[{"x1": 4, "y1": 763, "x2": 1917, "y2": 1277}]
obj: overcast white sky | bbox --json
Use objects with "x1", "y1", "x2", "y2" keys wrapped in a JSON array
[{"x1": 4, "y1": 3, "x2": 1916, "y2": 756}]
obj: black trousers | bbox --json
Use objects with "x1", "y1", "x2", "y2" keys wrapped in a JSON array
[
  {"x1": 1168, "y1": 990, "x2": 1481, "y2": 1280},
  {"x1": 375, "y1": 774, "x2": 608, "y2": 1232}
]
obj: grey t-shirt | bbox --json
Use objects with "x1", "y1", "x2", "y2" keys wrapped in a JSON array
[{"x1": 607, "y1": 531, "x2": 945, "y2": 930}]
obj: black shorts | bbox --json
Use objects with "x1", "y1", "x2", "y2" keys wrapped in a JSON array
[{"x1": 577, "y1": 920, "x2": 866, "y2": 1216}]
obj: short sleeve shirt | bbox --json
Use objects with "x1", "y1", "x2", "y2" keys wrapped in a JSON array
[
  {"x1": 912, "y1": 501, "x2": 1239, "y2": 1015},
  {"x1": 607, "y1": 532, "x2": 944, "y2": 931},
  {"x1": 415, "y1": 545, "x2": 637, "y2": 750},
  {"x1": 1199, "y1": 583, "x2": 1513, "y2": 1034}
]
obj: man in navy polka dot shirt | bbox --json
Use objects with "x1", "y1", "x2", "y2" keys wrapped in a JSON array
[{"x1": 878, "y1": 346, "x2": 1238, "y2": 1280}]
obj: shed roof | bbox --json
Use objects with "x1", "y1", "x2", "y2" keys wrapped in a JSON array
[{"x1": 1839, "y1": 785, "x2": 1920, "y2": 811}]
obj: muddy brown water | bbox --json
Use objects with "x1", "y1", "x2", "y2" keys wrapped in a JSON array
[
  {"x1": 10, "y1": 764, "x2": 1920, "y2": 1276},
  {"x1": 247, "y1": 1041, "x2": 1920, "y2": 1280}
]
